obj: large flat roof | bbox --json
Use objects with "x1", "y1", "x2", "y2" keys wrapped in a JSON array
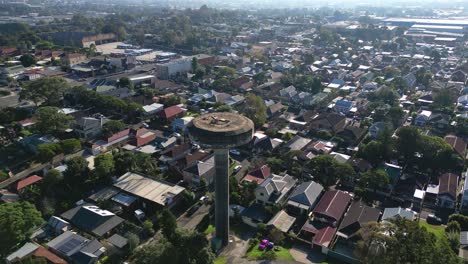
[
  {"x1": 114, "y1": 172, "x2": 185, "y2": 206},
  {"x1": 384, "y1": 18, "x2": 468, "y2": 26}
]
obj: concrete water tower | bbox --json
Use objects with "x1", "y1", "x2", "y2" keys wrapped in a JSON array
[{"x1": 188, "y1": 112, "x2": 254, "y2": 247}]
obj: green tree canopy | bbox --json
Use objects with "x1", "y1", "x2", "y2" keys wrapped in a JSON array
[
  {"x1": 35, "y1": 106, "x2": 73, "y2": 135},
  {"x1": 0, "y1": 202, "x2": 44, "y2": 257},
  {"x1": 306, "y1": 155, "x2": 355, "y2": 189},
  {"x1": 20, "y1": 77, "x2": 69, "y2": 106},
  {"x1": 358, "y1": 170, "x2": 390, "y2": 193},
  {"x1": 93, "y1": 154, "x2": 114, "y2": 184},
  {"x1": 19, "y1": 54, "x2": 36, "y2": 67},
  {"x1": 355, "y1": 218, "x2": 461, "y2": 264},
  {"x1": 101, "y1": 120, "x2": 126, "y2": 138},
  {"x1": 60, "y1": 138, "x2": 81, "y2": 154},
  {"x1": 242, "y1": 93, "x2": 267, "y2": 128}
]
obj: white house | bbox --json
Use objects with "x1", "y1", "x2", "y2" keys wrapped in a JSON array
[
  {"x1": 255, "y1": 174, "x2": 297, "y2": 205},
  {"x1": 460, "y1": 171, "x2": 468, "y2": 212},
  {"x1": 414, "y1": 110, "x2": 432, "y2": 126},
  {"x1": 142, "y1": 103, "x2": 164, "y2": 115},
  {"x1": 172, "y1": 116, "x2": 194, "y2": 132},
  {"x1": 75, "y1": 115, "x2": 109, "y2": 139}
]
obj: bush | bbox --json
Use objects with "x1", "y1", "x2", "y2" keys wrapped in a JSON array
[
  {"x1": 60, "y1": 138, "x2": 81, "y2": 154},
  {"x1": 446, "y1": 221, "x2": 461, "y2": 233},
  {"x1": 260, "y1": 250, "x2": 277, "y2": 260},
  {"x1": 248, "y1": 238, "x2": 259, "y2": 251},
  {"x1": 448, "y1": 214, "x2": 468, "y2": 231}
]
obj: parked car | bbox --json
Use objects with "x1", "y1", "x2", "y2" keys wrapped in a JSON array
[
  {"x1": 427, "y1": 214, "x2": 442, "y2": 225},
  {"x1": 199, "y1": 195, "x2": 209, "y2": 204},
  {"x1": 230, "y1": 149, "x2": 240, "y2": 155},
  {"x1": 233, "y1": 165, "x2": 242, "y2": 173}
]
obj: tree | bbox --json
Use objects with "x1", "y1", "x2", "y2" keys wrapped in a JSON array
[
  {"x1": 359, "y1": 140, "x2": 385, "y2": 167},
  {"x1": 243, "y1": 94, "x2": 267, "y2": 128},
  {"x1": 307, "y1": 155, "x2": 355, "y2": 189},
  {"x1": 387, "y1": 106, "x2": 404, "y2": 127},
  {"x1": 191, "y1": 57, "x2": 198, "y2": 72},
  {"x1": 358, "y1": 170, "x2": 390, "y2": 194},
  {"x1": 118, "y1": 77, "x2": 134, "y2": 90},
  {"x1": 0, "y1": 170, "x2": 8, "y2": 182},
  {"x1": 20, "y1": 77, "x2": 69, "y2": 106},
  {"x1": 0, "y1": 202, "x2": 44, "y2": 257},
  {"x1": 42, "y1": 169, "x2": 62, "y2": 192},
  {"x1": 355, "y1": 218, "x2": 461, "y2": 264},
  {"x1": 19, "y1": 54, "x2": 36, "y2": 67},
  {"x1": 210, "y1": 77, "x2": 232, "y2": 92},
  {"x1": 37, "y1": 143, "x2": 62, "y2": 162},
  {"x1": 446, "y1": 231, "x2": 460, "y2": 254},
  {"x1": 158, "y1": 209, "x2": 177, "y2": 242},
  {"x1": 93, "y1": 154, "x2": 114, "y2": 184},
  {"x1": 396, "y1": 126, "x2": 421, "y2": 162},
  {"x1": 60, "y1": 138, "x2": 81, "y2": 154},
  {"x1": 101, "y1": 120, "x2": 126, "y2": 138},
  {"x1": 446, "y1": 221, "x2": 461, "y2": 233},
  {"x1": 35, "y1": 106, "x2": 73, "y2": 135},
  {"x1": 63, "y1": 157, "x2": 90, "y2": 196},
  {"x1": 127, "y1": 233, "x2": 140, "y2": 252},
  {"x1": 432, "y1": 89, "x2": 454, "y2": 110},
  {"x1": 253, "y1": 72, "x2": 267, "y2": 85}
]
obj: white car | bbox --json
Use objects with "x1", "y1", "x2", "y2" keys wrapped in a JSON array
[
  {"x1": 230, "y1": 149, "x2": 240, "y2": 155},
  {"x1": 199, "y1": 196, "x2": 209, "y2": 203},
  {"x1": 234, "y1": 165, "x2": 242, "y2": 173}
]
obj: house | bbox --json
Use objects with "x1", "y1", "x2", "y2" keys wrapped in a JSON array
[
  {"x1": 414, "y1": 110, "x2": 432, "y2": 126},
  {"x1": 114, "y1": 172, "x2": 185, "y2": 210},
  {"x1": 16, "y1": 175, "x2": 43, "y2": 193},
  {"x1": 6, "y1": 243, "x2": 67, "y2": 264},
  {"x1": 337, "y1": 126, "x2": 367, "y2": 145},
  {"x1": 267, "y1": 102, "x2": 284, "y2": 117},
  {"x1": 287, "y1": 181, "x2": 324, "y2": 215},
  {"x1": 253, "y1": 137, "x2": 283, "y2": 154},
  {"x1": 382, "y1": 207, "x2": 417, "y2": 222},
  {"x1": 255, "y1": 174, "x2": 297, "y2": 205},
  {"x1": 131, "y1": 128, "x2": 157, "y2": 147},
  {"x1": 312, "y1": 190, "x2": 352, "y2": 226},
  {"x1": 336, "y1": 201, "x2": 381, "y2": 240},
  {"x1": 445, "y1": 135, "x2": 467, "y2": 158},
  {"x1": 309, "y1": 113, "x2": 347, "y2": 134},
  {"x1": 159, "y1": 143, "x2": 192, "y2": 165},
  {"x1": 438, "y1": 173, "x2": 458, "y2": 208},
  {"x1": 47, "y1": 231, "x2": 105, "y2": 264},
  {"x1": 279, "y1": 85, "x2": 298, "y2": 100},
  {"x1": 183, "y1": 155, "x2": 215, "y2": 186},
  {"x1": 22, "y1": 135, "x2": 58, "y2": 154},
  {"x1": 334, "y1": 100, "x2": 353, "y2": 114},
  {"x1": 142, "y1": 103, "x2": 164, "y2": 115},
  {"x1": 428, "y1": 113, "x2": 451, "y2": 130},
  {"x1": 362, "y1": 81, "x2": 378, "y2": 91},
  {"x1": 156, "y1": 105, "x2": 185, "y2": 122},
  {"x1": 60, "y1": 205, "x2": 124, "y2": 237},
  {"x1": 283, "y1": 136, "x2": 312, "y2": 152},
  {"x1": 61, "y1": 53, "x2": 87, "y2": 66},
  {"x1": 368, "y1": 122, "x2": 391, "y2": 138},
  {"x1": 459, "y1": 171, "x2": 468, "y2": 213},
  {"x1": 267, "y1": 210, "x2": 296, "y2": 233},
  {"x1": 242, "y1": 165, "x2": 271, "y2": 185},
  {"x1": 403, "y1": 73, "x2": 417, "y2": 87},
  {"x1": 172, "y1": 116, "x2": 194, "y2": 132},
  {"x1": 75, "y1": 115, "x2": 109, "y2": 139},
  {"x1": 458, "y1": 95, "x2": 468, "y2": 110}
]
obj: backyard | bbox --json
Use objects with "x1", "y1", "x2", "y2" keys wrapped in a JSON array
[
  {"x1": 246, "y1": 242, "x2": 294, "y2": 261},
  {"x1": 419, "y1": 220, "x2": 445, "y2": 240}
]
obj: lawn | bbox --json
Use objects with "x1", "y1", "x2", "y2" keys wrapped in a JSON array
[
  {"x1": 246, "y1": 242, "x2": 294, "y2": 261},
  {"x1": 419, "y1": 221, "x2": 445, "y2": 240},
  {"x1": 214, "y1": 256, "x2": 227, "y2": 264}
]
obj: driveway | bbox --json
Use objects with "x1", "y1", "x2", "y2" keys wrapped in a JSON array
[
  {"x1": 177, "y1": 203, "x2": 211, "y2": 231},
  {"x1": 289, "y1": 245, "x2": 326, "y2": 264}
]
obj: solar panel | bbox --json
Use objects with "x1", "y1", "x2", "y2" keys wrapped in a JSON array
[{"x1": 58, "y1": 238, "x2": 83, "y2": 254}]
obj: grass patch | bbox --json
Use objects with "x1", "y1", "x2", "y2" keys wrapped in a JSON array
[
  {"x1": 214, "y1": 256, "x2": 227, "y2": 264},
  {"x1": 246, "y1": 242, "x2": 294, "y2": 261},
  {"x1": 204, "y1": 224, "x2": 215, "y2": 235},
  {"x1": 420, "y1": 221, "x2": 445, "y2": 240}
]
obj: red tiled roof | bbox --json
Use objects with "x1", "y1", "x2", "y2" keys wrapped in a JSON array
[
  {"x1": 312, "y1": 226, "x2": 337, "y2": 247},
  {"x1": 444, "y1": 135, "x2": 467, "y2": 157},
  {"x1": 242, "y1": 165, "x2": 271, "y2": 184},
  {"x1": 18, "y1": 118, "x2": 35, "y2": 126},
  {"x1": 313, "y1": 190, "x2": 352, "y2": 222},
  {"x1": 17, "y1": 175, "x2": 43, "y2": 191},
  {"x1": 157, "y1": 105, "x2": 184, "y2": 119},
  {"x1": 107, "y1": 129, "x2": 130, "y2": 143},
  {"x1": 439, "y1": 173, "x2": 458, "y2": 200},
  {"x1": 33, "y1": 246, "x2": 68, "y2": 264}
]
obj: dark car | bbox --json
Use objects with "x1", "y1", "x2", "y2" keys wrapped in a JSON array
[
  {"x1": 427, "y1": 214, "x2": 443, "y2": 225},
  {"x1": 186, "y1": 204, "x2": 200, "y2": 217}
]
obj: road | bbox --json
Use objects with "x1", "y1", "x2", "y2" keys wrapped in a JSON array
[{"x1": 177, "y1": 203, "x2": 211, "y2": 231}]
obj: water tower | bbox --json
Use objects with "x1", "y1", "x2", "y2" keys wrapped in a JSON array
[{"x1": 188, "y1": 112, "x2": 254, "y2": 247}]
